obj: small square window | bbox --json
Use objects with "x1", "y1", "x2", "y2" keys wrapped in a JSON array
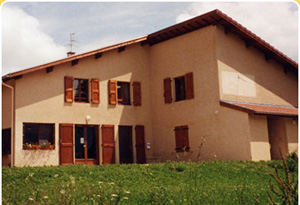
[
  {"x1": 174, "y1": 76, "x2": 186, "y2": 101},
  {"x1": 74, "y1": 79, "x2": 89, "y2": 102},
  {"x1": 117, "y1": 82, "x2": 131, "y2": 105}
]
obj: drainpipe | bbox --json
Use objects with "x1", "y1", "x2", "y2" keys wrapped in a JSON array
[{"x1": 2, "y1": 82, "x2": 15, "y2": 167}]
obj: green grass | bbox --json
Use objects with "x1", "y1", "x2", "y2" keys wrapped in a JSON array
[{"x1": 2, "y1": 161, "x2": 297, "y2": 204}]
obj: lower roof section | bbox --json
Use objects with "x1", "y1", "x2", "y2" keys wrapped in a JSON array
[{"x1": 220, "y1": 100, "x2": 298, "y2": 117}]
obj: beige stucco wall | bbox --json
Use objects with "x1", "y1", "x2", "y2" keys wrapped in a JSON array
[
  {"x1": 149, "y1": 25, "x2": 251, "y2": 161},
  {"x1": 216, "y1": 26, "x2": 298, "y2": 106},
  {"x1": 2, "y1": 83, "x2": 13, "y2": 129},
  {"x1": 285, "y1": 117, "x2": 298, "y2": 154},
  {"x1": 249, "y1": 115, "x2": 271, "y2": 161},
  {"x1": 13, "y1": 43, "x2": 153, "y2": 167}
]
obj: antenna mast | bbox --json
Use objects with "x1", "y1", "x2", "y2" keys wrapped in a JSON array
[{"x1": 67, "y1": 33, "x2": 76, "y2": 57}]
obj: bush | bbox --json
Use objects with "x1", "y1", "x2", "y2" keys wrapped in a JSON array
[{"x1": 286, "y1": 152, "x2": 298, "y2": 172}]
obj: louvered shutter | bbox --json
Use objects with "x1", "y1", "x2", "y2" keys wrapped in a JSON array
[
  {"x1": 174, "y1": 126, "x2": 183, "y2": 152},
  {"x1": 163, "y1": 78, "x2": 172, "y2": 104},
  {"x1": 175, "y1": 126, "x2": 189, "y2": 152},
  {"x1": 91, "y1": 79, "x2": 100, "y2": 104},
  {"x1": 181, "y1": 126, "x2": 190, "y2": 150},
  {"x1": 185, "y1": 72, "x2": 194, "y2": 99},
  {"x1": 108, "y1": 80, "x2": 117, "y2": 105},
  {"x1": 133, "y1": 82, "x2": 141, "y2": 106},
  {"x1": 64, "y1": 76, "x2": 74, "y2": 103}
]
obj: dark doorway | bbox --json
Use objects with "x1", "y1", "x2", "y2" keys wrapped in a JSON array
[
  {"x1": 75, "y1": 125, "x2": 99, "y2": 164},
  {"x1": 119, "y1": 126, "x2": 133, "y2": 164},
  {"x1": 267, "y1": 117, "x2": 288, "y2": 160},
  {"x1": 2, "y1": 128, "x2": 11, "y2": 166}
]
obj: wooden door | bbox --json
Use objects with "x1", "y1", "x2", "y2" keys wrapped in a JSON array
[
  {"x1": 119, "y1": 126, "x2": 133, "y2": 164},
  {"x1": 102, "y1": 125, "x2": 115, "y2": 164},
  {"x1": 60, "y1": 124, "x2": 74, "y2": 165},
  {"x1": 135, "y1": 125, "x2": 146, "y2": 164}
]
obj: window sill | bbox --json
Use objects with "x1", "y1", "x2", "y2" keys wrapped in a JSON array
[
  {"x1": 175, "y1": 147, "x2": 190, "y2": 152},
  {"x1": 23, "y1": 145, "x2": 55, "y2": 150}
]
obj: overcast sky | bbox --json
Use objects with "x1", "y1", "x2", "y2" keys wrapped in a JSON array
[{"x1": 2, "y1": 2, "x2": 298, "y2": 75}]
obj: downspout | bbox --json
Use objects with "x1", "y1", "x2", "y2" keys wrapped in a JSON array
[{"x1": 2, "y1": 82, "x2": 15, "y2": 167}]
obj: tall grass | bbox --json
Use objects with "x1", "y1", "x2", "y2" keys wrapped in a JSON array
[{"x1": 2, "y1": 161, "x2": 296, "y2": 204}]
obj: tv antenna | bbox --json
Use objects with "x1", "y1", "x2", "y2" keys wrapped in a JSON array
[{"x1": 67, "y1": 33, "x2": 76, "y2": 57}]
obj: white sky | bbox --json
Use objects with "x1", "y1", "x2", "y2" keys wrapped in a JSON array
[{"x1": 1, "y1": 2, "x2": 298, "y2": 75}]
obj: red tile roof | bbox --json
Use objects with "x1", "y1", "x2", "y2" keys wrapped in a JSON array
[
  {"x1": 2, "y1": 9, "x2": 298, "y2": 82},
  {"x1": 220, "y1": 100, "x2": 298, "y2": 117}
]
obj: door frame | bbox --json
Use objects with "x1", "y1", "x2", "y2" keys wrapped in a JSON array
[{"x1": 74, "y1": 124, "x2": 99, "y2": 165}]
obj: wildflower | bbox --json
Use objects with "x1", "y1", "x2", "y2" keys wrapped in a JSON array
[
  {"x1": 28, "y1": 198, "x2": 34, "y2": 201},
  {"x1": 98, "y1": 181, "x2": 103, "y2": 184},
  {"x1": 124, "y1": 190, "x2": 130, "y2": 194},
  {"x1": 122, "y1": 197, "x2": 129, "y2": 200},
  {"x1": 54, "y1": 174, "x2": 59, "y2": 178},
  {"x1": 60, "y1": 190, "x2": 66, "y2": 195},
  {"x1": 108, "y1": 182, "x2": 115, "y2": 185},
  {"x1": 43, "y1": 196, "x2": 48, "y2": 199},
  {"x1": 111, "y1": 194, "x2": 118, "y2": 197}
]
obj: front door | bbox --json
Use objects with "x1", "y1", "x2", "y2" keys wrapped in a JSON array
[
  {"x1": 75, "y1": 125, "x2": 99, "y2": 164},
  {"x1": 119, "y1": 126, "x2": 133, "y2": 164}
]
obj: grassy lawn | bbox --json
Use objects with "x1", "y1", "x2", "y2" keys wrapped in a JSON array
[{"x1": 2, "y1": 161, "x2": 297, "y2": 204}]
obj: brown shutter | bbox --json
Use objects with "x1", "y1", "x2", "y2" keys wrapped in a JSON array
[
  {"x1": 174, "y1": 126, "x2": 183, "y2": 152},
  {"x1": 108, "y1": 80, "x2": 117, "y2": 105},
  {"x1": 59, "y1": 124, "x2": 74, "y2": 165},
  {"x1": 91, "y1": 79, "x2": 100, "y2": 104},
  {"x1": 185, "y1": 72, "x2": 194, "y2": 99},
  {"x1": 64, "y1": 76, "x2": 74, "y2": 103},
  {"x1": 182, "y1": 126, "x2": 189, "y2": 150},
  {"x1": 102, "y1": 125, "x2": 115, "y2": 164},
  {"x1": 163, "y1": 78, "x2": 172, "y2": 104},
  {"x1": 133, "y1": 82, "x2": 141, "y2": 106},
  {"x1": 135, "y1": 125, "x2": 146, "y2": 163}
]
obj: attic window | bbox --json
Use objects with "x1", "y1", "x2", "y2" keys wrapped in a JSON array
[{"x1": 74, "y1": 78, "x2": 89, "y2": 103}]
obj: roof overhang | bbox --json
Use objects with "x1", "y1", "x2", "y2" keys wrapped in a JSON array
[{"x1": 220, "y1": 100, "x2": 298, "y2": 117}]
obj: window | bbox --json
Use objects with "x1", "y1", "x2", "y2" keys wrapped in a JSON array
[
  {"x1": 163, "y1": 72, "x2": 194, "y2": 104},
  {"x1": 23, "y1": 123, "x2": 54, "y2": 147},
  {"x1": 117, "y1": 82, "x2": 131, "y2": 105},
  {"x1": 175, "y1": 76, "x2": 186, "y2": 101},
  {"x1": 74, "y1": 78, "x2": 89, "y2": 102},
  {"x1": 174, "y1": 125, "x2": 190, "y2": 152}
]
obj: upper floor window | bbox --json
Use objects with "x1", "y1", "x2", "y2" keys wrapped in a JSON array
[
  {"x1": 108, "y1": 80, "x2": 141, "y2": 106},
  {"x1": 163, "y1": 72, "x2": 194, "y2": 104},
  {"x1": 74, "y1": 78, "x2": 89, "y2": 103},
  {"x1": 117, "y1": 82, "x2": 131, "y2": 105},
  {"x1": 64, "y1": 76, "x2": 100, "y2": 104}
]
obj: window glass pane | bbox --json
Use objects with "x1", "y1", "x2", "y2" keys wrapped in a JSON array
[
  {"x1": 122, "y1": 83, "x2": 130, "y2": 105},
  {"x1": 24, "y1": 124, "x2": 38, "y2": 144},
  {"x1": 74, "y1": 79, "x2": 80, "y2": 98},
  {"x1": 39, "y1": 124, "x2": 54, "y2": 145},
  {"x1": 175, "y1": 76, "x2": 186, "y2": 101},
  {"x1": 80, "y1": 80, "x2": 88, "y2": 99},
  {"x1": 87, "y1": 126, "x2": 97, "y2": 159},
  {"x1": 75, "y1": 126, "x2": 85, "y2": 159}
]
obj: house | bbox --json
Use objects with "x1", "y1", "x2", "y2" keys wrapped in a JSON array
[{"x1": 2, "y1": 9, "x2": 298, "y2": 167}]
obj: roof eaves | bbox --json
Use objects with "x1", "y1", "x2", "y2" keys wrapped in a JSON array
[{"x1": 2, "y1": 35, "x2": 148, "y2": 81}]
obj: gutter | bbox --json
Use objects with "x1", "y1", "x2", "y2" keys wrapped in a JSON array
[{"x1": 2, "y1": 82, "x2": 15, "y2": 167}]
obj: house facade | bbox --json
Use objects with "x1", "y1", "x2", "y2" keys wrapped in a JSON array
[{"x1": 2, "y1": 10, "x2": 298, "y2": 167}]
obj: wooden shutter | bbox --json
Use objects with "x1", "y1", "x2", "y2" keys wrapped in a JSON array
[
  {"x1": 174, "y1": 125, "x2": 189, "y2": 152},
  {"x1": 163, "y1": 78, "x2": 172, "y2": 104},
  {"x1": 91, "y1": 79, "x2": 100, "y2": 104},
  {"x1": 108, "y1": 80, "x2": 117, "y2": 105},
  {"x1": 185, "y1": 72, "x2": 194, "y2": 99},
  {"x1": 64, "y1": 76, "x2": 74, "y2": 103},
  {"x1": 133, "y1": 82, "x2": 141, "y2": 106},
  {"x1": 59, "y1": 124, "x2": 74, "y2": 165},
  {"x1": 135, "y1": 125, "x2": 146, "y2": 163},
  {"x1": 102, "y1": 125, "x2": 115, "y2": 164}
]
